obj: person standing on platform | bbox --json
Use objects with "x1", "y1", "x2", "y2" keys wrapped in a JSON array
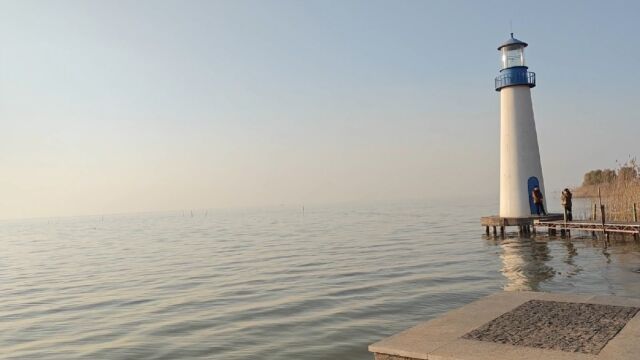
[
  {"x1": 561, "y1": 188, "x2": 573, "y2": 221},
  {"x1": 532, "y1": 187, "x2": 546, "y2": 216}
]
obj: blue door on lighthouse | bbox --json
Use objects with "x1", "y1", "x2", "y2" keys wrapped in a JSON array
[{"x1": 527, "y1": 177, "x2": 540, "y2": 214}]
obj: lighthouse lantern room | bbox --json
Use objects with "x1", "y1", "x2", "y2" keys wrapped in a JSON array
[{"x1": 501, "y1": 41, "x2": 525, "y2": 68}]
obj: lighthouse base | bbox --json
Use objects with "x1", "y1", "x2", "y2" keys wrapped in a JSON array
[{"x1": 481, "y1": 214, "x2": 564, "y2": 236}]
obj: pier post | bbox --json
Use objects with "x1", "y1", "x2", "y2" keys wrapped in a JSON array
[
  {"x1": 493, "y1": 226, "x2": 497, "y2": 236},
  {"x1": 486, "y1": 226, "x2": 490, "y2": 236},
  {"x1": 601, "y1": 204, "x2": 607, "y2": 241},
  {"x1": 634, "y1": 204, "x2": 639, "y2": 240},
  {"x1": 500, "y1": 226, "x2": 505, "y2": 237}
]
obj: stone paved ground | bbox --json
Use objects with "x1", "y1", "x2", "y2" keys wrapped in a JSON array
[{"x1": 463, "y1": 299, "x2": 639, "y2": 354}]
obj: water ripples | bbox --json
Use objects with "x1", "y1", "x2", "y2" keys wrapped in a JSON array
[{"x1": 1, "y1": 201, "x2": 640, "y2": 359}]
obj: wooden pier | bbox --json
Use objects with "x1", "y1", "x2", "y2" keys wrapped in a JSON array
[
  {"x1": 534, "y1": 219, "x2": 640, "y2": 236},
  {"x1": 482, "y1": 215, "x2": 640, "y2": 238}
]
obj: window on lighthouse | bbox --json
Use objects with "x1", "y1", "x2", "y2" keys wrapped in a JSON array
[{"x1": 501, "y1": 45, "x2": 525, "y2": 69}]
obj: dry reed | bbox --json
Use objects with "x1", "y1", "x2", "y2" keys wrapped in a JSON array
[{"x1": 574, "y1": 180, "x2": 640, "y2": 222}]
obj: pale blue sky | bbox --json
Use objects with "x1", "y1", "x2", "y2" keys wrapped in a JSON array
[{"x1": 1, "y1": 0, "x2": 639, "y2": 218}]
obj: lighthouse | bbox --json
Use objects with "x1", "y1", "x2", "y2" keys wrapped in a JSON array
[{"x1": 496, "y1": 33, "x2": 546, "y2": 218}]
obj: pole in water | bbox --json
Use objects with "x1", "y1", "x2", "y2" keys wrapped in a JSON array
[{"x1": 598, "y1": 187, "x2": 602, "y2": 208}]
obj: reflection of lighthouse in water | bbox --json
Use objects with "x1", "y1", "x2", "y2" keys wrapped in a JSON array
[{"x1": 500, "y1": 238, "x2": 554, "y2": 291}]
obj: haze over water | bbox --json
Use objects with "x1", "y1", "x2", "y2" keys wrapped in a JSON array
[
  {"x1": 2, "y1": 199, "x2": 639, "y2": 359},
  {"x1": 3, "y1": 1, "x2": 640, "y2": 220}
]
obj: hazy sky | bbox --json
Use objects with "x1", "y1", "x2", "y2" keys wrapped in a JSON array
[{"x1": 1, "y1": 0, "x2": 639, "y2": 219}]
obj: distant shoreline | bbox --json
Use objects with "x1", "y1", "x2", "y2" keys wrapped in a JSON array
[{"x1": 572, "y1": 182, "x2": 640, "y2": 198}]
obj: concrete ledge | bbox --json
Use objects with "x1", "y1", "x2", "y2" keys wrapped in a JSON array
[
  {"x1": 369, "y1": 292, "x2": 640, "y2": 360},
  {"x1": 481, "y1": 214, "x2": 564, "y2": 227}
]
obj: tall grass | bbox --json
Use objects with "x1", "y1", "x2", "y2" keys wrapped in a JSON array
[
  {"x1": 574, "y1": 160, "x2": 640, "y2": 222},
  {"x1": 574, "y1": 182, "x2": 640, "y2": 222}
]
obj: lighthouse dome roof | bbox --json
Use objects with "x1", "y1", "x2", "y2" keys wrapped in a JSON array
[{"x1": 498, "y1": 33, "x2": 528, "y2": 50}]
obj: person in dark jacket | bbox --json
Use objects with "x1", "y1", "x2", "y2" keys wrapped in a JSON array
[
  {"x1": 561, "y1": 188, "x2": 573, "y2": 221},
  {"x1": 532, "y1": 187, "x2": 546, "y2": 216}
]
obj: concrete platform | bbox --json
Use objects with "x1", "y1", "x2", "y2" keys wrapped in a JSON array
[
  {"x1": 481, "y1": 214, "x2": 564, "y2": 236},
  {"x1": 369, "y1": 292, "x2": 640, "y2": 360},
  {"x1": 481, "y1": 214, "x2": 564, "y2": 227}
]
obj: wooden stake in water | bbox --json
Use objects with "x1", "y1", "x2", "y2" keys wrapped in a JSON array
[
  {"x1": 591, "y1": 203, "x2": 597, "y2": 237},
  {"x1": 633, "y1": 203, "x2": 639, "y2": 240},
  {"x1": 598, "y1": 187, "x2": 608, "y2": 242},
  {"x1": 563, "y1": 207, "x2": 568, "y2": 236},
  {"x1": 598, "y1": 187, "x2": 602, "y2": 208}
]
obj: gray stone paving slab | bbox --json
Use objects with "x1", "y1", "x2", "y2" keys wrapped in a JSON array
[
  {"x1": 596, "y1": 314, "x2": 640, "y2": 360},
  {"x1": 463, "y1": 299, "x2": 639, "y2": 354},
  {"x1": 369, "y1": 292, "x2": 640, "y2": 360}
]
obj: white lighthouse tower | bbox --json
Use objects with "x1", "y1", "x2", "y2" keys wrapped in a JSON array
[{"x1": 496, "y1": 33, "x2": 546, "y2": 218}]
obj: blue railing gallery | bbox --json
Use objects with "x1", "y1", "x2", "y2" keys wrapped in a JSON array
[{"x1": 495, "y1": 71, "x2": 536, "y2": 90}]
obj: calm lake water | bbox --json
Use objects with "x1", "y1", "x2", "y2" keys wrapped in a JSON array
[{"x1": 2, "y1": 199, "x2": 640, "y2": 359}]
